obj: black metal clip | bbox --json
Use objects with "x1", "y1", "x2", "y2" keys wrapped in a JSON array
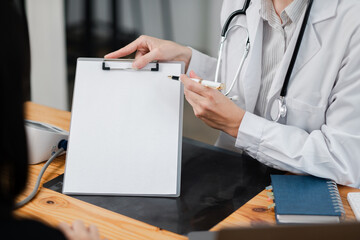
[{"x1": 102, "y1": 61, "x2": 159, "y2": 71}]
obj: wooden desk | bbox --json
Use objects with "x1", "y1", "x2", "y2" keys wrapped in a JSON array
[{"x1": 15, "y1": 102, "x2": 360, "y2": 239}]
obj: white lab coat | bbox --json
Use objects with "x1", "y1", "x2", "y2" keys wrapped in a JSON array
[{"x1": 187, "y1": 0, "x2": 360, "y2": 188}]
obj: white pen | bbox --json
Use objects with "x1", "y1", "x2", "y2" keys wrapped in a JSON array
[{"x1": 168, "y1": 75, "x2": 225, "y2": 90}]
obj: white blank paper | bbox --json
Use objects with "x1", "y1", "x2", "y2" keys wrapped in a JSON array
[{"x1": 63, "y1": 58, "x2": 183, "y2": 196}]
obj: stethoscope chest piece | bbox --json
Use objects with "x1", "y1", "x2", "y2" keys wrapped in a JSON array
[
  {"x1": 269, "y1": 0, "x2": 313, "y2": 122},
  {"x1": 270, "y1": 97, "x2": 287, "y2": 122}
]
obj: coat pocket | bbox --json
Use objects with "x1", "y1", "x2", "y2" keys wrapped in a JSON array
[{"x1": 285, "y1": 97, "x2": 327, "y2": 133}]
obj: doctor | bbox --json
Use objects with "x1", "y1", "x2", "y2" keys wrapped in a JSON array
[{"x1": 106, "y1": 0, "x2": 360, "y2": 188}]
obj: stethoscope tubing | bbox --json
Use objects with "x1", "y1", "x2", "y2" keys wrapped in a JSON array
[
  {"x1": 216, "y1": 0, "x2": 313, "y2": 122},
  {"x1": 215, "y1": 0, "x2": 251, "y2": 84},
  {"x1": 224, "y1": 37, "x2": 250, "y2": 96},
  {"x1": 221, "y1": 0, "x2": 251, "y2": 37}
]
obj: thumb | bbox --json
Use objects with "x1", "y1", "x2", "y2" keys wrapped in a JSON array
[
  {"x1": 189, "y1": 70, "x2": 201, "y2": 79},
  {"x1": 132, "y1": 50, "x2": 157, "y2": 69}
]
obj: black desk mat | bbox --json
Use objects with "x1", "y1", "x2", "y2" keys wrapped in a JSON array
[{"x1": 44, "y1": 138, "x2": 283, "y2": 235}]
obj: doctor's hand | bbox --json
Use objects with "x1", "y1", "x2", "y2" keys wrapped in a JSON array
[
  {"x1": 105, "y1": 35, "x2": 192, "y2": 71},
  {"x1": 181, "y1": 71, "x2": 245, "y2": 138}
]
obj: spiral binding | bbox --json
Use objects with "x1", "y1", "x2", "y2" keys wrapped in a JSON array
[{"x1": 327, "y1": 180, "x2": 346, "y2": 220}]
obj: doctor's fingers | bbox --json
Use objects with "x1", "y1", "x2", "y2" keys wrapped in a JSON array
[
  {"x1": 189, "y1": 70, "x2": 201, "y2": 79},
  {"x1": 105, "y1": 35, "x2": 165, "y2": 69},
  {"x1": 180, "y1": 74, "x2": 215, "y2": 98},
  {"x1": 185, "y1": 93, "x2": 222, "y2": 130},
  {"x1": 132, "y1": 50, "x2": 161, "y2": 69},
  {"x1": 184, "y1": 89, "x2": 212, "y2": 119},
  {"x1": 134, "y1": 50, "x2": 145, "y2": 60},
  {"x1": 104, "y1": 35, "x2": 145, "y2": 59}
]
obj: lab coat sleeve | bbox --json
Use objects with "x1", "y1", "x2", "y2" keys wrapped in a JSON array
[
  {"x1": 235, "y1": 33, "x2": 360, "y2": 188},
  {"x1": 186, "y1": 47, "x2": 217, "y2": 81}
]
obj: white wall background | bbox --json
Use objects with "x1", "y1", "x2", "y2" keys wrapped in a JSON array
[
  {"x1": 66, "y1": 0, "x2": 223, "y2": 57},
  {"x1": 26, "y1": 0, "x2": 223, "y2": 144},
  {"x1": 26, "y1": 0, "x2": 68, "y2": 110}
]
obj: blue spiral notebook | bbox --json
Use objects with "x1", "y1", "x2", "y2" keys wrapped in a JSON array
[{"x1": 271, "y1": 175, "x2": 345, "y2": 224}]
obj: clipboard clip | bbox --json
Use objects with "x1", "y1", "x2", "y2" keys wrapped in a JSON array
[{"x1": 102, "y1": 60, "x2": 159, "y2": 72}]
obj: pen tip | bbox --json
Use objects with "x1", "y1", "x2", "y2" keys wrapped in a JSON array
[{"x1": 167, "y1": 75, "x2": 172, "y2": 78}]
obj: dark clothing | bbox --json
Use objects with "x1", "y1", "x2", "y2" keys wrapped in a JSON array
[{"x1": 0, "y1": 216, "x2": 66, "y2": 240}]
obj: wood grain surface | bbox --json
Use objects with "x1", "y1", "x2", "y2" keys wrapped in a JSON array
[
  {"x1": 212, "y1": 186, "x2": 360, "y2": 231},
  {"x1": 14, "y1": 102, "x2": 359, "y2": 239}
]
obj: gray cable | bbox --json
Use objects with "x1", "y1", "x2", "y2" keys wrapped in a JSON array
[{"x1": 15, "y1": 148, "x2": 65, "y2": 209}]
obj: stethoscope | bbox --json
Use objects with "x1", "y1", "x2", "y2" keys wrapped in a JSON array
[{"x1": 215, "y1": 0, "x2": 314, "y2": 122}]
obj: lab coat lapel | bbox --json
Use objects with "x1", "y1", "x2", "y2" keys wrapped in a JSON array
[
  {"x1": 287, "y1": 0, "x2": 340, "y2": 79},
  {"x1": 293, "y1": 0, "x2": 339, "y2": 76},
  {"x1": 265, "y1": 0, "x2": 338, "y2": 116},
  {"x1": 242, "y1": 1, "x2": 263, "y2": 112},
  {"x1": 290, "y1": 23, "x2": 320, "y2": 77}
]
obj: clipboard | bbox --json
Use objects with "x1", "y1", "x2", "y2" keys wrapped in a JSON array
[{"x1": 63, "y1": 58, "x2": 184, "y2": 197}]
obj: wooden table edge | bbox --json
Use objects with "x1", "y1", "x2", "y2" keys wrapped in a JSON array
[{"x1": 16, "y1": 102, "x2": 359, "y2": 239}]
